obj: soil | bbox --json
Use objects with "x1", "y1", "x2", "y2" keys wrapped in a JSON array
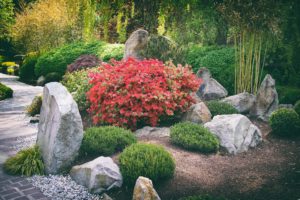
[{"x1": 108, "y1": 120, "x2": 300, "y2": 200}]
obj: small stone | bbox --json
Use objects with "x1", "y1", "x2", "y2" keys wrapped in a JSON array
[
  {"x1": 135, "y1": 127, "x2": 170, "y2": 138},
  {"x1": 36, "y1": 76, "x2": 45, "y2": 86},
  {"x1": 182, "y1": 102, "x2": 211, "y2": 124},
  {"x1": 133, "y1": 176, "x2": 161, "y2": 200}
]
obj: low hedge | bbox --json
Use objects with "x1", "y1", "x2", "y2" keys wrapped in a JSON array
[
  {"x1": 269, "y1": 108, "x2": 300, "y2": 137},
  {"x1": 119, "y1": 143, "x2": 175, "y2": 185},
  {"x1": 205, "y1": 100, "x2": 238, "y2": 117},
  {"x1": 0, "y1": 82, "x2": 13, "y2": 100},
  {"x1": 170, "y1": 122, "x2": 219, "y2": 153},
  {"x1": 80, "y1": 126, "x2": 137, "y2": 158}
]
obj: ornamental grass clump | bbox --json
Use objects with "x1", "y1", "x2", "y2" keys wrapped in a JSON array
[
  {"x1": 87, "y1": 58, "x2": 201, "y2": 129},
  {"x1": 119, "y1": 143, "x2": 175, "y2": 185},
  {"x1": 170, "y1": 122, "x2": 219, "y2": 153},
  {"x1": 80, "y1": 126, "x2": 137, "y2": 158},
  {"x1": 26, "y1": 95, "x2": 42, "y2": 116},
  {"x1": 4, "y1": 145, "x2": 44, "y2": 176},
  {"x1": 269, "y1": 108, "x2": 300, "y2": 137}
]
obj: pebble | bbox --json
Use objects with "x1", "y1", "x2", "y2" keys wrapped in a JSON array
[{"x1": 28, "y1": 175, "x2": 101, "y2": 200}]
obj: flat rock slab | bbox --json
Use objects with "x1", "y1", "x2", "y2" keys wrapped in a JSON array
[{"x1": 135, "y1": 126, "x2": 170, "y2": 138}]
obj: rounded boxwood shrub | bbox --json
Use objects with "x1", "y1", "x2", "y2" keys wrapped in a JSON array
[
  {"x1": 80, "y1": 126, "x2": 137, "y2": 158},
  {"x1": 4, "y1": 145, "x2": 44, "y2": 176},
  {"x1": 206, "y1": 100, "x2": 238, "y2": 117},
  {"x1": 0, "y1": 82, "x2": 13, "y2": 100},
  {"x1": 269, "y1": 108, "x2": 300, "y2": 137},
  {"x1": 294, "y1": 100, "x2": 300, "y2": 115},
  {"x1": 170, "y1": 122, "x2": 219, "y2": 153},
  {"x1": 26, "y1": 95, "x2": 42, "y2": 116},
  {"x1": 119, "y1": 143, "x2": 175, "y2": 185},
  {"x1": 19, "y1": 52, "x2": 39, "y2": 84}
]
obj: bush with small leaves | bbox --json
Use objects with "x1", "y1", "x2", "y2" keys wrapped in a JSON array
[
  {"x1": 67, "y1": 54, "x2": 101, "y2": 73},
  {"x1": 269, "y1": 108, "x2": 300, "y2": 137},
  {"x1": 119, "y1": 143, "x2": 175, "y2": 185},
  {"x1": 26, "y1": 95, "x2": 42, "y2": 116},
  {"x1": 44, "y1": 72, "x2": 61, "y2": 83},
  {"x1": 80, "y1": 126, "x2": 137, "y2": 158},
  {"x1": 4, "y1": 145, "x2": 44, "y2": 176},
  {"x1": 170, "y1": 122, "x2": 219, "y2": 153},
  {"x1": 205, "y1": 100, "x2": 238, "y2": 117},
  {"x1": 294, "y1": 100, "x2": 300, "y2": 116},
  {"x1": 0, "y1": 82, "x2": 13, "y2": 100},
  {"x1": 19, "y1": 52, "x2": 39, "y2": 84}
]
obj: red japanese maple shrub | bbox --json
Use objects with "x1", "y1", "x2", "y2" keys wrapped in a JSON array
[{"x1": 87, "y1": 58, "x2": 201, "y2": 129}]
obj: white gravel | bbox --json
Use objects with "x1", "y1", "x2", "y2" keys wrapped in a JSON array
[
  {"x1": 28, "y1": 175, "x2": 101, "y2": 200},
  {"x1": 12, "y1": 134, "x2": 37, "y2": 152}
]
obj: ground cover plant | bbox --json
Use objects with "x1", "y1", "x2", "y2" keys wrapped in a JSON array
[
  {"x1": 26, "y1": 95, "x2": 42, "y2": 116},
  {"x1": 170, "y1": 122, "x2": 219, "y2": 153},
  {"x1": 4, "y1": 145, "x2": 44, "y2": 176},
  {"x1": 269, "y1": 108, "x2": 300, "y2": 137},
  {"x1": 80, "y1": 126, "x2": 137, "y2": 158},
  {"x1": 87, "y1": 58, "x2": 200, "y2": 129},
  {"x1": 0, "y1": 82, "x2": 13, "y2": 100},
  {"x1": 205, "y1": 100, "x2": 238, "y2": 117},
  {"x1": 119, "y1": 143, "x2": 175, "y2": 185}
]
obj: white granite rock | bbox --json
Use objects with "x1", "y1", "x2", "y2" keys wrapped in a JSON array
[
  {"x1": 204, "y1": 114, "x2": 262, "y2": 154},
  {"x1": 37, "y1": 82, "x2": 83, "y2": 174},
  {"x1": 70, "y1": 156, "x2": 122, "y2": 194},
  {"x1": 222, "y1": 92, "x2": 256, "y2": 113},
  {"x1": 135, "y1": 126, "x2": 170, "y2": 138},
  {"x1": 124, "y1": 29, "x2": 149, "y2": 60}
]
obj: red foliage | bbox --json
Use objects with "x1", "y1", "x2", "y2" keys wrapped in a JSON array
[{"x1": 87, "y1": 58, "x2": 201, "y2": 129}]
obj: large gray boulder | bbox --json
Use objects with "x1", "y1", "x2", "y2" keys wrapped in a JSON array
[
  {"x1": 37, "y1": 82, "x2": 83, "y2": 174},
  {"x1": 250, "y1": 74, "x2": 278, "y2": 121},
  {"x1": 204, "y1": 114, "x2": 262, "y2": 154},
  {"x1": 124, "y1": 29, "x2": 149, "y2": 60},
  {"x1": 222, "y1": 92, "x2": 256, "y2": 113},
  {"x1": 196, "y1": 67, "x2": 228, "y2": 100},
  {"x1": 135, "y1": 127, "x2": 170, "y2": 138},
  {"x1": 182, "y1": 102, "x2": 211, "y2": 124},
  {"x1": 70, "y1": 157, "x2": 122, "y2": 194},
  {"x1": 133, "y1": 176, "x2": 161, "y2": 200}
]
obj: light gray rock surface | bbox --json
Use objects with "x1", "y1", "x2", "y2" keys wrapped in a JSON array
[
  {"x1": 70, "y1": 156, "x2": 122, "y2": 194},
  {"x1": 133, "y1": 176, "x2": 161, "y2": 200},
  {"x1": 182, "y1": 102, "x2": 211, "y2": 124},
  {"x1": 37, "y1": 82, "x2": 83, "y2": 174},
  {"x1": 135, "y1": 126, "x2": 170, "y2": 138},
  {"x1": 196, "y1": 67, "x2": 228, "y2": 100},
  {"x1": 204, "y1": 114, "x2": 262, "y2": 154},
  {"x1": 222, "y1": 92, "x2": 256, "y2": 113},
  {"x1": 124, "y1": 29, "x2": 149, "y2": 60},
  {"x1": 250, "y1": 74, "x2": 278, "y2": 121}
]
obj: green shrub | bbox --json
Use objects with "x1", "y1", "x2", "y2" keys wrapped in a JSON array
[
  {"x1": 80, "y1": 126, "x2": 137, "y2": 158},
  {"x1": 1, "y1": 61, "x2": 17, "y2": 74},
  {"x1": 26, "y1": 95, "x2": 42, "y2": 116},
  {"x1": 4, "y1": 145, "x2": 44, "y2": 176},
  {"x1": 119, "y1": 143, "x2": 175, "y2": 185},
  {"x1": 98, "y1": 43, "x2": 124, "y2": 62},
  {"x1": 277, "y1": 85, "x2": 300, "y2": 104},
  {"x1": 294, "y1": 100, "x2": 300, "y2": 115},
  {"x1": 269, "y1": 108, "x2": 300, "y2": 137},
  {"x1": 170, "y1": 122, "x2": 219, "y2": 153},
  {"x1": 180, "y1": 195, "x2": 227, "y2": 200},
  {"x1": 0, "y1": 82, "x2": 13, "y2": 100},
  {"x1": 62, "y1": 68, "x2": 95, "y2": 112},
  {"x1": 206, "y1": 100, "x2": 238, "y2": 117},
  {"x1": 19, "y1": 52, "x2": 39, "y2": 84},
  {"x1": 35, "y1": 41, "x2": 105, "y2": 80},
  {"x1": 44, "y1": 72, "x2": 61, "y2": 83},
  {"x1": 141, "y1": 35, "x2": 184, "y2": 63},
  {"x1": 184, "y1": 45, "x2": 235, "y2": 94}
]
